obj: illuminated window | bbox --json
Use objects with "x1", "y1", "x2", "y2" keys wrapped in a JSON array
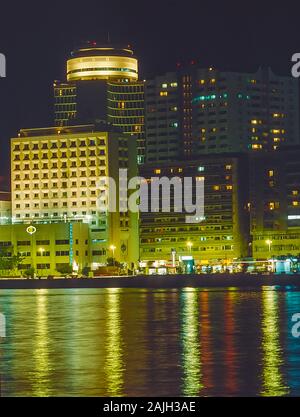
[
  {"x1": 292, "y1": 190, "x2": 299, "y2": 196},
  {"x1": 154, "y1": 169, "x2": 161, "y2": 174},
  {"x1": 199, "y1": 79, "x2": 205, "y2": 85},
  {"x1": 161, "y1": 83, "x2": 168, "y2": 88},
  {"x1": 268, "y1": 170, "x2": 274, "y2": 177},
  {"x1": 292, "y1": 201, "x2": 299, "y2": 206},
  {"x1": 225, "y1": 165, "x2": 232, "y2": 170},
  {"x1": 170, "y1": 82, "x2": 178, "y2": 87},
  {"x1": 213, "y1": 185, "x2": 220, "y2": 191},
  {"x1": 269, "y1": 202, "x2": 275, "y2": 210},
  {"x1": 198, "y1": 166, "x2": 205, "y2": 172},
  {"x1": 160, "y1": 91, "x2": 168, "y2": 96},
  {"x1": 226, "y1": 185, "x2": 233, "y2": 190},
  {"x1": 210, "y1": 78, "x2": 216, "y2": 83}
]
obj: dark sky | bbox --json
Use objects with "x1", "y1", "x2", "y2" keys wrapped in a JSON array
[{"x1": 0, "y1": 0, "x2": 299, "y2": 187}]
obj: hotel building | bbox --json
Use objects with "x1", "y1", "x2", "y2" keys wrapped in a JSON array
[
  {"x1": 10, "y1": 123, "x2": 139, "y2": 273},
  {"x1": 54, "y1": 42, "x2": 145, "y2": 163},
  {"x1": 145, "y1": 67, "x2": 299, "y2": 162}
]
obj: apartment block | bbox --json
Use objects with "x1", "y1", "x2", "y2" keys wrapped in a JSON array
[{"x1": 139, "y1": 155, "x2": 249, "y2": 269}]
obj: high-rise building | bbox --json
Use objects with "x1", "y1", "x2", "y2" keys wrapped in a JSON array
[
  {"x1": 54, "y1": 42, "x2": 145, "y2": 163},
  {"x1": 144, "y1": 72, "x2": 180, "y2": 163},
  {"x1": 249, "y1": 146, "x2": 300, "y2": 259},
  {"x1": 139, "y1": 155, "x2": 249, "y2": 272},
  {"x1": 144, "y1": 67, "x2": 299, "y2": 162},
  {"x1": 10, "y1": 123, "x2": 139, "y2": 270}
]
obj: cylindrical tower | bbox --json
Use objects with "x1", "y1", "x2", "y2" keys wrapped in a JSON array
[{"x1": 67, "y1": 43, "x2": 138, "y2": 82}]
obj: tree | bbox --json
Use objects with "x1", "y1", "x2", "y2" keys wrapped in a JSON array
[
  {"x1": 56, "y1": 264, "x2": 73, "y2": 275},
  {"x1": 82, "y1": 266, "x2": 90, "y2": 277},
  {"x1": 24, "y1": 267, "x2": 35, "y2": 279},
  {"x1": 0, "y1": 246, "x2": 24, "y2": 274},
  {"x1": 106, "y1": 257, "x2": 120, "y2": 267}
]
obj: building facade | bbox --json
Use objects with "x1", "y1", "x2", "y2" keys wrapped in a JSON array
[
  {"x1": 139, "y1": 155, "x2": 249, "y2": 271},
  {"x1": 10, "y1": 124, "x2": 139, "y2": 271},
  {"x1": 144, "y1": 67, "x2": 299, "y2": 162},
  {"x1": 250, "y1": 147, "x2": 300, "y2": 259},
  {"x1": 0, "y1": 222, "x2": 89, "y2": 275}
]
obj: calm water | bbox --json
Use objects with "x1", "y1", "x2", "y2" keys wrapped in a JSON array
[{"x1": 0, "y1": 287, "x2": 300, "y2": 397}]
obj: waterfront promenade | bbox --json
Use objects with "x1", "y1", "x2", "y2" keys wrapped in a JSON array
[{"x1": 0, "y1": 274, "x2": 300, "y2": 289}]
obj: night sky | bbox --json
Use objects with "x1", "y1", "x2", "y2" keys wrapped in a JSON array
[{"x1": 0, "y1": 0, "x2": 299, "y2": 188}]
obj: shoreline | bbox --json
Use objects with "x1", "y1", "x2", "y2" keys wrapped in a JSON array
[{"x1": 0, "y1": 274, "x2": 300, "y2": 289}]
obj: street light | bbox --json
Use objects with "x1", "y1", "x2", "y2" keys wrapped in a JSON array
[
  {"x1": 265, "y1": 239, "x2": 272, "y2": 253},
  {"x1": 110, "y1": 245, "x2": 116, "y2": 266},
  {"x1": 186, "y1": 241, "x2": 193, "y2": 252},
  {"x1": 265, "y1": 239, "x2": 273, "y2": 272}
]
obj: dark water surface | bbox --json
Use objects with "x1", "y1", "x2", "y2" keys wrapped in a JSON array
[{"x1": 0, "y1": 287, "x2": 300, "y2": 397}]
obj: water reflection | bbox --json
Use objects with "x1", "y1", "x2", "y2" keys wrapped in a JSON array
[
  {"x1": 31, "y1": 289, "x2": 52, "y2": 396},
  {"x1": 224, "y1": 291, "x2": 238, "y2": 395},
  {"x1": 199, "y1": 291, "x2": 213, "y2": 391},
  {"x1": 261, "y1": 290, "x2": 288, "y2": 396},
  {"x1": 285, "y1": 292, "x2": 300, "y2": 394},
  {"x1": 0, "y1": 287, "x2": 299, "y2": 396},
  {"x1": 104, "y1": 289, "x2": 124, "y2": 396},
  {"x1": 180, "y1": 289, "x2": 203, "y2": 395}
]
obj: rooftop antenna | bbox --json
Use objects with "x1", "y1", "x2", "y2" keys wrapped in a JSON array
[{"x1": 107, "y1": 32, "x2": 110, "y2": 44}]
